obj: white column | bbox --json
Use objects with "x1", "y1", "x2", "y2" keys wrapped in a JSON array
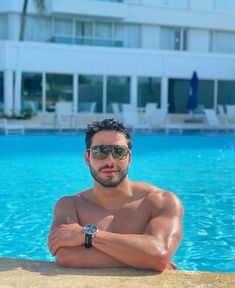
[
  {"x1": 4, "y1": 70, "x2": 14, "y2": 116},
  {"x1": 161, "y1": 76, "x2": 168, "y2": 111},
  {"x1": 73, "y1": 74, "x2": 78, "y2": 113},
  {"x1": 42, "y1": 73, "x2": 46, "y2": 113},
  {"x1": 103, "y1": 75, "x2": 107, "y2": 113},
  {"x1": 214, "y1": 79, "x2": 218, "y2": 110},
  {"x1": 130, "y1": 75, "x2": 137, "y2": 108},
  {"x1": 14, "y1": 70, "x2": 22, "y2": 115},
  {"x1": 14, "y1": 44, "x2": 22, "y2": 115}
]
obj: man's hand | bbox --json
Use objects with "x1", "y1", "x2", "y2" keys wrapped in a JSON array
[
  {"x1": 48, "y1": 217, "x2": 84, "y2": 256},
  {"x1": 167, "y1": 262, "x2": 177, "y2": 270}
]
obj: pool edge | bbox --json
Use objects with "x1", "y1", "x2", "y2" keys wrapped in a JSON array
[{"x1": 0, "y1": 257, "x2": 234, "y2": 288}]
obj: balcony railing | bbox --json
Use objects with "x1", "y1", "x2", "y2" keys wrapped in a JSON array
[
  {"x1": 50, "y1": 36, "x2": 124, "y2": 48},
  {"x1": 94, "y1": 0, "x2": 124, "y2": 3}
]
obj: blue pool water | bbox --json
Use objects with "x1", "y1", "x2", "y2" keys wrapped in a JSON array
[{"x1": 0, "y1": 134, "x2": 234, "y2": 273}]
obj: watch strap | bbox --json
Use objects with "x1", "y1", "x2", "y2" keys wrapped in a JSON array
[{"x1": 85, "y1": 233, "x2": 92, "y2": 248}]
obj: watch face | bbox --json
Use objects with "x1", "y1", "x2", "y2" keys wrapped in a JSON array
[{"x1": 84, "y1": 224, "x2": 98, "y2": 235}]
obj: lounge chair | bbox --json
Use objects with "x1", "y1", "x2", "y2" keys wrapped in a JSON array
[
  {"x1": 54, "y1": 101, "x2": 75, "y2": 130},
  {"x1": 217, "y1": 105, "x2": 228, "y2": 124},
  {"x1": 0, "y1": 118, "x2": 25, "y2": 135},
  {"x1": 78, "y1": 102, "x2": 96, "y2": 114},
  {"x1": 204, "y1": 109, "x2": 235, "y2": 132},
  {"x1": 226, "y1": 105, "x2": 235, "y2": 123},
  {"x1": 143, "y1": 102, "x2": 158, "y2": 125},
  {"x1": 122, "y1": 104, "x2": 151, "y2": 133}
]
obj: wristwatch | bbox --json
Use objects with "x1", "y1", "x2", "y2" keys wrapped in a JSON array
[{"x1": 83, "y1": 224, "x2": 98, "y2": 248}]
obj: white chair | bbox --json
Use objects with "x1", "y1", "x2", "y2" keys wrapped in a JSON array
[
  {"x1": 143, "y1": 102, "x2": 158, "y2": 125},
  {"x1": 54, "y1": 101, "x2": 75, "y2": 130},
  {"x1": 111, "y1": 102, "x2": 120, "y2": 114},
  {"x1": 204, "y1": 109, "x2": 235, "y2": 132},
  {"x1": 122, "y1": 104, "x2": 151, "y2": 133},
  {"x1": 78, "y1": 102, "x2": 96, "y2": 114},
  {"x1": 226, "y1": 105, "x2": 235, "y2": 123},
  {"x1": 110, "y1": 102, "x2": 123, "y2": 121},
  {"x1": 0, "y1": 118, "x2": 25, "y2": 135},
  {"x1": 217, "y1": 105, "x2": 228, "y2": 124}
]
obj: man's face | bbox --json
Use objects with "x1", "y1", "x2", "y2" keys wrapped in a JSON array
[{"x1": 85, "y1": 131, "x2": 131, "y2": 188}]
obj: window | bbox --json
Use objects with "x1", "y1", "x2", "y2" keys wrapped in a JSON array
[
  {"x1": 21, "y1": 73, "x2": 43, "y2": 112},
  {"x1": 125, "y1": 0, "x2": 142, "y2": 4},
  {"x1": 160, "y1": 27, "x2": 187, "y2": 51},
  {"x1": 161, "y1": 0, "x2": 188, "y2": 9},
  {"x1": 218, "y1": 81, "x2": 235, "y2": 105},
  {"x1": 106, "y1": 76, "x2": 130, "y2": 112},
  {"x1": 211, "y1": 31, "x2": 235, "y2": 54},
  {"x1": 25, "y1": 16, "x2": 51, "y2": 42},
  {"x1": 95, "y1": 22, "x2": 112, "y2": 39},
  {"x1": 46, "y1": 74, "x2": 73, "y2": 112},
  {"x1": 138, "y1": 77, "x2": 161, "y2": 108},
  {"x1": 76, "y1": 21, "x2": 93, "y2": 37},
  {"x1": 0, "y1": 15, "x2": 7, "y2": 40},
  {"x1": 78, "y1": 75, "x2": 103, "y2": 113},
  {"x1": 0, "y1": 72, "x2": 3, "y2": 113},
  {"x1": 114, "y1": 24, "x2": 140, "y2": 48},
  {"x1": 214, "y1": 0, "x2": 235, "y2": 12},
  {"x1": 54, "y1": 18, "x2": 73, "y2": 36},
  {"x1": 168, "y1": 79, "x2": 214, "y2": 113}
]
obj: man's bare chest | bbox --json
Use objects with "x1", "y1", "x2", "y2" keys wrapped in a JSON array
[{"x1": 75, "y1": 199, "x2": 151, "y2": 234}]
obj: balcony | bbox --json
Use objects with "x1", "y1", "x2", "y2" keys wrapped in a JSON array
[
  {"x1": 94, "y1": 0, "x2": 124, "y2": 2},
  {"x1": 50, "y1": 36, "x2": 124, "y2": 48}
]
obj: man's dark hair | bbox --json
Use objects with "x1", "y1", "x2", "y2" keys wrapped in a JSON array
[{"x1": 86, "y1": 118, "x2": 132, "y2": 150}]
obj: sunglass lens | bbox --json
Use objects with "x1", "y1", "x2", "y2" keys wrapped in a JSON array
[
  {"x1": 92, "y1": 146, "x2": 108, "y2": 159},
  {"x1": 113, "y1": 147, "x2": 128, "y2": 159}
]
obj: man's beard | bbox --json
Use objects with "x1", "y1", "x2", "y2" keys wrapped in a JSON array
[{"x1": 89, "y1": 164, "x2": 128, "y2": 188}]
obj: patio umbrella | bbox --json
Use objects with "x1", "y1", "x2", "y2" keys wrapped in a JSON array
[{"x1": 187, "y1": 71, "x2": 198, "y2": 116}]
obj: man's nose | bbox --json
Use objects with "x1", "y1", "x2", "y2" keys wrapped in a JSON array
[{"x1": 104, "y1": 152, "x2": 114, "y2": 164}]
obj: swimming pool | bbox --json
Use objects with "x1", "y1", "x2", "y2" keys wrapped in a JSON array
[{"x1": 0, "y1": 134, "x2": 234, "y2": 273}]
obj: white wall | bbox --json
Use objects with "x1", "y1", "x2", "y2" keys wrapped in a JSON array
[
  {"x1": 127, "y1": 4, "x2": 235, "y2": 31},
  {"x1": 189, "y1": 0, "x2": 214, "y2": 11},
  {"x1": 1, "y1": 41, "x2": 235, "y2": 80},
  {"x1": 51, "y1": 0, "x2": 128, "y2": 19},
  {"x1": 0, "y1": 0, "x2": 52, "y2": 14}
]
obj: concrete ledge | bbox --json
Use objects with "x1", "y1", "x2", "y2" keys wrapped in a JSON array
[{"x1": 0, "y1": 257, "x2": 234, "y2": 288}]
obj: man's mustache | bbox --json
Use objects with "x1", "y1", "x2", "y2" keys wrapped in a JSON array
[{"x1": 99, "y1": 165, "x2": 120, "y2": 172}]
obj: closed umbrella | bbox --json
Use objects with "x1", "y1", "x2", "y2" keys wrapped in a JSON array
[{"x1": 187, "y1": 71, "x2": 198, "y2": 118}]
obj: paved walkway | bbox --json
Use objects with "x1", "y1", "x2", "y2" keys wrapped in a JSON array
[{"x1": 0, "y1": 258, "x2": 234, "y2": 288}]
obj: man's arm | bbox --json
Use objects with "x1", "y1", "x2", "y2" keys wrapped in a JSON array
[
  {"x1": 49, "y1": 191, "x2": 183, "y2": 271},
  {"x1": 91, "y1": 191, "x2": 183, "y2": 271},
  {"x1": 48, "y1": 196, "x2": 127, "y2": 267},
  {"x1": 55, "y1": 246, "x2": 128, "y2": 268}
]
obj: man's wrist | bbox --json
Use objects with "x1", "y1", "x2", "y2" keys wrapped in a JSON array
[
  {"x1": 82, "y1": 224, "x2": 99, "y2": 248},
  {"x1": 76, "y1": 225, "x2": 85, "y2": 247}
]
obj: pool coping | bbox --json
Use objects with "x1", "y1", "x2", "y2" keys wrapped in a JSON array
[{"x1": 0, "y1": 257, "x2": 234, "y2": 288}]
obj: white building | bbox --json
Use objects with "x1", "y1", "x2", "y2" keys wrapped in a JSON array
[{"x1": 0, "y1": 0, "x2": 235, "y2": 117}]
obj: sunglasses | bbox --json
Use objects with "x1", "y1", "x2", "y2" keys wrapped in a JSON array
[{"x1": 87, "y1": 145, "x2": 130, "y2": 160}]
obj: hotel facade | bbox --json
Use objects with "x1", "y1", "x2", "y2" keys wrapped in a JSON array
[{"x1": 0, "y1": 0, "x2": 235, "y2": 117}]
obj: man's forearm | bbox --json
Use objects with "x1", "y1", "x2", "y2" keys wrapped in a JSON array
[
  {"x1": 55, "y1": 246, "x2": 128, "y2": 268},
  {"x1": 92, "y1": 230, "x2": 171, "y2": 271}
]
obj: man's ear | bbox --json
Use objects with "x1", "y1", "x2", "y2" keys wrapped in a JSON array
[
  {"x1": 128, "y1": 150, "x2": 132, "y2": 165},
  {"x1": 85, "y1": 151, "x2": 90, "y2": 166}
]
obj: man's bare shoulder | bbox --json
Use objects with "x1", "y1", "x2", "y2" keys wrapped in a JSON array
[
  {"x1": 131, "y1": 181, "x2": 183, "y2": 215},
  {"x1": 55, "y1": 189, "x2": 90, "y2": 207}
]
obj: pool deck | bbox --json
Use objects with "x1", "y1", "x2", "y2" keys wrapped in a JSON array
[
  {"x1": 1, "y1": 114, "x2": 235, "y2": 135},
  {"x1": 0, "y1": 257, "x2": 234, "y2": 288}
]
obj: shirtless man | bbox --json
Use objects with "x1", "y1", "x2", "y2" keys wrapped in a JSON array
[{"x1": 48, "y1": 118, "x2": 183, "y2": 271}]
